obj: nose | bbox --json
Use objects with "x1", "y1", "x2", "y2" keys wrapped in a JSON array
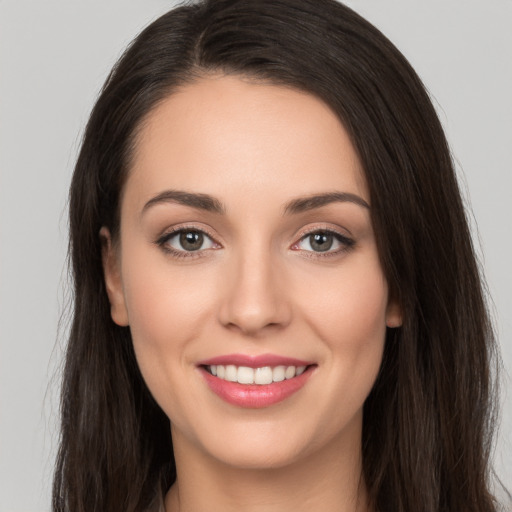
[{"x1": 217, "y1": 247, "x2": 292, "y2": 337}]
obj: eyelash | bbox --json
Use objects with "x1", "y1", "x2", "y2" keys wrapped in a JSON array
[
  {"x1": 291, "y1": 227, "x2": 355, "y2": 259},
  {"x1": 155, "y1": 225, "x2": 219, "y2": 260},
  {"x1": 155, "y1": 226, "x2": 355, "y2": 260}
]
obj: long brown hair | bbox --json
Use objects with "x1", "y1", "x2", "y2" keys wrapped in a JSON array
[{"x1": 54, "y1": 0, "x2": 504, "y2": 510}]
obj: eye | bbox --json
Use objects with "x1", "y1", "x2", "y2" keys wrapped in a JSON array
[
  {"x1": 157, "y1": 228, "x2": 219, "y2": 255},
  {"x1": 292, "y1": 230, "x2": 354, "y2": 254}
]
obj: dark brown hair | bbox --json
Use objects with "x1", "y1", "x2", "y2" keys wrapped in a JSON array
[{"x1": 54, "y1": 0, "x2": 504, "y2": 510}]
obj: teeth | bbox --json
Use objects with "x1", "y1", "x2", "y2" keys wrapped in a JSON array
[
  {"x1": 273, "y1": 365, "x2": 285, "y2": 382},
  {"x1": 225, "y1": 365, "x2": 237, "y2": 382},
  {"x1": 237, "y1": 366, "x2": 255, "y2": 384},
  {"x1": 254, "y1": 366, "x2": 273, "y2": 385},
  {"x1": 284, "y1": 365, "x2": 296, "y2": 379},
  {"x1": 207, "y1": 364, "x2": 308, "y2": 384}
]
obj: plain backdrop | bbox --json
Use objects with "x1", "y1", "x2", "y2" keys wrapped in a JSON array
[{"x1": 0, "y1": 1, "x2": 511, "y2": 510}]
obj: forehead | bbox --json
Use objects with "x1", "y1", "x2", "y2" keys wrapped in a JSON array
[{"x1": 124, "y1": 74, "x2": 368, "y2": 213}]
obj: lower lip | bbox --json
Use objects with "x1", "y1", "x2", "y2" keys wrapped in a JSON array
[{"x1": 199, "y1": 366, "x2": 314, "y2": 408}]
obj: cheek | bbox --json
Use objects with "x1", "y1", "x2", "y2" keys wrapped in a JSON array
[
  {"x1": 300, "y1": 255, "x2": 389, "y2": 342},
  {"x1": 296, "y1": 255, "x2": 388, "y2": 399},
  {"x1": 119, "y1": 246, "x2": 218, "y2": 399}
]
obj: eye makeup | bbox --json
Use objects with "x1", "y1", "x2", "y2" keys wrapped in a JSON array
[
  {"x1": 154, "y1": 224, "x2": 221, "y2": 260},
  {"x1": 153, "y1": 222, "x2": 356, "y2": 262},
  {"x1": 292, "y1": 228, "x2": 355, "y2": 259}
]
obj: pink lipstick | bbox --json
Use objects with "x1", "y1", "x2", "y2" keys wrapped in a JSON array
[{"x1": 197, "y1": 353, "x2": 316, "y2": 408}]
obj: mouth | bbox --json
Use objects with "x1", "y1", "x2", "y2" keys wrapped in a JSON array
[
  {"x1": 197, "y1": 354, "x2": 316, "y2": 408},
  {"x1": 203, "y1": 363, "x2": 308, "y2": 384}
]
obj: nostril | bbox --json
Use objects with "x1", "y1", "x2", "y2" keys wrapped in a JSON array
[{"x1": 217, "y1": 267, "x2": 292, "y2": 334}]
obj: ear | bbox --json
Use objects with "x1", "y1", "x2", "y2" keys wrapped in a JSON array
[
  {"x1": 385, "y1": 297, "x2": 403, "y2": 328},
  {"x1": 100, "y1": 227, "x2": 129, "y2": 326}
]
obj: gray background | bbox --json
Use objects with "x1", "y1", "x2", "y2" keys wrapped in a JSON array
[{"x1": 0, "y1": 1, "x2": 510, "y2": 510}]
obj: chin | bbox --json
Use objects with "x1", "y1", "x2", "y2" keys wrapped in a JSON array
[{"x1": 208, "y1": 439, "x2": 307, "y2": 471}]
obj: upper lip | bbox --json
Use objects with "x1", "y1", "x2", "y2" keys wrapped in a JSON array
[{"x1": 197, "y1": 353, "x2": 314, "y2": 368}]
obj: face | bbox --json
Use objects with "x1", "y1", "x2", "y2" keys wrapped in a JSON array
[{"x1": 102, "y1": 75, "x2": 401, "y2": 470}]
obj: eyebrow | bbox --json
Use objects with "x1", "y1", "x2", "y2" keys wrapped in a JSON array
[
  {"x1": 141, "y1": 189, "x2": 370, "y2": 217},
  {"x1": 282, "y1": 192, "x2": 370, "y2": 215},
  {"x1": 142, "y1": 190, "x2": 225, "y2": 216}
]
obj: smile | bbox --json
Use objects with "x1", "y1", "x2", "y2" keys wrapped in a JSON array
[
  {"x1": 206, "y1": 364, "x2": 306, "y2": 384},
  {"x1": 198, "y1": 354, "x2": 316, "y2": 408}
]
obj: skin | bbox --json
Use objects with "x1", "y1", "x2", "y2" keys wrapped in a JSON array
[{"x1": 102, "y1": 75, "x2": 401, "y2": 512}]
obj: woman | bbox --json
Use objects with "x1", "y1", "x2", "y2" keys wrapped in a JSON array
[{"x1": 53, "y1": 0, "x2": 505, "y2": 511}]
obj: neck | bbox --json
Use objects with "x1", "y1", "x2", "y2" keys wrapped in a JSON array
[{"x1": 165, "y1": 421, "x2": 371, "y2": 512}]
